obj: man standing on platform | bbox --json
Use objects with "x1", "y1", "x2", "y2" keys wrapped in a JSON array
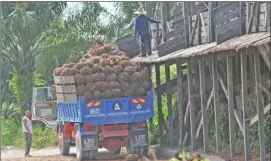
[{"x1": 133, "y1": 6, "x2": 160, "y2": 57}]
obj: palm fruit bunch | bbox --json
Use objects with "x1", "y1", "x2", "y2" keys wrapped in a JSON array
[
  {"x1": 125, "y1": 154, "x2": 140, "y2": 161},
  {"x1": 53, "y1": 44, "x2": 152, "y2": 100}
]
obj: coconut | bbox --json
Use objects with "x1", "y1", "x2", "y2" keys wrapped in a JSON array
[
  {"x1": 106, "y1": 73, "x2": 118, "y2": 81},
  {"x1": 130, "y1": 72, "x2": 142, "y2": 82},
  {"x1": 54, "y1": 67, "x2": 63, "y2": 76}
]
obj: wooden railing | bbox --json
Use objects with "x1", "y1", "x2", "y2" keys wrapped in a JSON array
[{"x1": 116, "y1": 2, "x2": 270, "y2": 58}]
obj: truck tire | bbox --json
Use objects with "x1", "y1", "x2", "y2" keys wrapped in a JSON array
[
  {"x1": 59, "y1": 133, "x2": 70, "y2": 155},
  {"x1": 76, "y1": 130, "x2": 96, "y2": 160},
  {"x1": 140, "y1": 146, "x2": 149, "y2": 156},
  {"x1": 113, "y1": 148, "x2": 121, "y2": 154}
]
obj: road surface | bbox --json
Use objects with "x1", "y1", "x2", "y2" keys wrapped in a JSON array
[{"x1": 2, "y1": 147, "x2": 168, "y2": 161}]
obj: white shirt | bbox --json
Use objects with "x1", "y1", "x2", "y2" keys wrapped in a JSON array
[{"x1": 22, "y1": 116, "x2": 33, "y2": 134}]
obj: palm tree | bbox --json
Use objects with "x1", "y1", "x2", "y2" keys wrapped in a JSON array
[{"x1": 0, "y1": 2, "x2": 67, "y2": 106}]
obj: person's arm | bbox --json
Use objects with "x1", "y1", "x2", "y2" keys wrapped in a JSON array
[
  {"x1": 123, "y1": 18, "x2": 135, "y2": 30},
  {"x1": 23, "y1": 118, "x2": 31, "y2": 135},
  {"x1": 148, "y1": 16, "x2": 161, "y2": 23}
]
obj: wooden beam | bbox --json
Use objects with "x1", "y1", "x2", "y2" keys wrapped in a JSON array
[
  {"x1": 234, "y1": 109, "x2": 244, "y2": 135},
  {"x1": 240, "y1": 2, "x2": 246, "y2": 35},
  {"x1": 247, "y1": 2, "x2": 256, "y2": 33},
  {"x1": 266, "y1": 2, "x2": 271, "y2": 32},
  {"x1": 187, "y1": 60, "x2": 196, "y2": 150},
  {"x1": 155, "y1": 64, "x2": 164, "y2": 144},
  {"x1": 258, "y1": 45, "x2": 271, "y2": 71},
  {"x1": 190, "y1": 14, "x2": 199, "y2": 46},
  {"x1": 254, "y1": 2, "x2": 260, "y2": 32},
  {"x1": 227, "y1": 56, "x2": 237, "y2": 159},
  {"x1": 161, "y1": 2, "x2": 168, "y2": 43},
  {"x1": 183, "y1": 2, "x2": 190, "y2": 47},
  {"x1": 241, "y1": 50, "x2": 251, "y2": 160},
  {"x1": 177, "y1": 63, "x2": 184, "y2": 147},
  {"x1": 250, "y1": 103, "x2": 270, "y2": 126},
  {"x1": 246, "y1": 2, "x2": 251, "y2": 33},
  {"x1": 208, "y1": 2, "x2": 214, "y2": 42},
  {"x1": 212, "y1": 55, "x2": 222, "y2": 152},
  {"x1": 253, "y1": 51, "x2": 266, "y2": 160},
  {"x1": 199, "y1": 59, "x2": 209, "y2": 152},
  {"x1": 165, "y1": 64, "x2": 174, "y2": 147},
  {"x1": 259, "y1": 83, "x2": 271, "y2": 100},
  {"x1": 220, "y1": 77, "x2": 229, "y2": 100},
  {"x1": 196, "y1": 87, "x2": 214, "y2": 139}
]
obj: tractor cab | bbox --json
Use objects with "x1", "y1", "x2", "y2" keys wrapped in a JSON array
[{"x1": 31, "y1": 86, "x2": 57, "y2": 127}]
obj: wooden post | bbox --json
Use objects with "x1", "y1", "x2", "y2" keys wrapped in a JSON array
[
  {"x1": 240, "y1": 2, "x2": 246, "y2": 35},
  {"x1": 227, "y1": 55, "x2": 236, "y2": 159},
  {"x1": 183, "y1": 2, "x2": 190, "y2": 47},
  {"x1": 212, "y1": 55, "x2": 222, "y2": 152},
  {"x1": 208, "y1": 2, "x2": 214, "y2": 42},
  {"x1": 165, "y1": 63, "x2": 174, "y2": 147},
  {"x1": 241, "y1": 50, "x2": 251, "y2": 160},
  {"x1": 199, "y1": 59, "x2": 209, "y2": 152},
  {"x1": 161, "y1": 2, "x2": 168, "y2": 43},
  {"x1": 187, "y1": 60, "x2": 196, "y2": 150},
  {"x1": 254, "y1": 50, "x2": 266, "y2": 161},
  {"x1": 155, "y1": 64, "x2": 164, "y2": 144},
  {"x1": 177, "y1": 63, "x2": 184, "y2": 147},
  {"x1": 266, "y1": 2, "x2": 271, "y2": 32},
  {"x1": 246, "y1": 2, "x2": 251, "y2": 33}
]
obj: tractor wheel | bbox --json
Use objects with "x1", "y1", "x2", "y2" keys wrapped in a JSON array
[{"x1": 58, "y1": 133, "x2": 70, "y2": 155}]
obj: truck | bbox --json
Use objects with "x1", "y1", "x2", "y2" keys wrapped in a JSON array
[{"x1": 31, "y1": 35, "x2": 154, "y2": 160}]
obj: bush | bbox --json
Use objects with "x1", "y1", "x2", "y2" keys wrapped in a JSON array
[{"x1": 2, "y1": 117, "x2": 56, "y2": 149}]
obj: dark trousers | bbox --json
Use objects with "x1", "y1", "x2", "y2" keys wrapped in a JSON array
[
  {"x1": 137, "y1": 35, "x2": 152, "y2": 56},
  {"x1": 24, "y1": 132, "x2": 32, "y2": 156}
]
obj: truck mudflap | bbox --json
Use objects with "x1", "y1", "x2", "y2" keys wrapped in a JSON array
[
  {"x1": 130, "y1": 126, "x2": 149, "y2": 147},
  {"x1": 77, "y1": 130, "x2": 98, "y2": 151}
]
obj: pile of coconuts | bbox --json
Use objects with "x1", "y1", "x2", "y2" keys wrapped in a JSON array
[{"x1": 54, "y1": 44, "x2": 151, "y2": 100}]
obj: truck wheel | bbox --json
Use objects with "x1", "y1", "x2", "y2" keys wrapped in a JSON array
[
  {"x1": 76, "y1": 130, "x2": 96, "y2": 160},
  {"x1": 113, "y1": 148, "x2": 121, "y2": 154},
  {"x1": 140, "y1": 146, "x2": 149, "y2": 156},
  {"x1": 58, "y1": 133, "x2": 70, "y2": 155}
]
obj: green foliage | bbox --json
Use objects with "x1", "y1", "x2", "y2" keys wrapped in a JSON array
[{"x1": 1, "y1": 117, "x2": 56, "y2": 149}]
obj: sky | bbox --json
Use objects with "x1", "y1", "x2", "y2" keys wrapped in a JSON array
[{"x1": 63, "y1": 2, "x2": 117, "y2": 24}]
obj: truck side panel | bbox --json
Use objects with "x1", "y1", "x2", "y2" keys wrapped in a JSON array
[{"x1": 57, "y1": 91, "x2": 153, "y2": 125}]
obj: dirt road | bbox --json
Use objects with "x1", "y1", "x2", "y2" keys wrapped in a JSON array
[{"x1": 2, "y1": 147, "x2": 168, "y2": 161}]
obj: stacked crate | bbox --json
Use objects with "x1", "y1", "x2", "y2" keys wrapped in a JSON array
[{"x1": 53, "y1": 75, "x2": 78, "y2": 102}]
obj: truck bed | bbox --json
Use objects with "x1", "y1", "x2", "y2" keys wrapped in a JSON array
[{"x1": 57, "y1": 91, "x2": 153, "y2": 125}]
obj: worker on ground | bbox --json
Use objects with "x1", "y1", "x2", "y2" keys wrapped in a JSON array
[
  {"x1": 22, "y1": 110, "x2": 33, "y2": 157},
  {"x1": 133, "y1": 6, "x2": 160, "y2": 57}
]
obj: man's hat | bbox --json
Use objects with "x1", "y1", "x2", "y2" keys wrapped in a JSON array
[{"x1": 134, "y1": 6, "x2": 147, "y2": 15}]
